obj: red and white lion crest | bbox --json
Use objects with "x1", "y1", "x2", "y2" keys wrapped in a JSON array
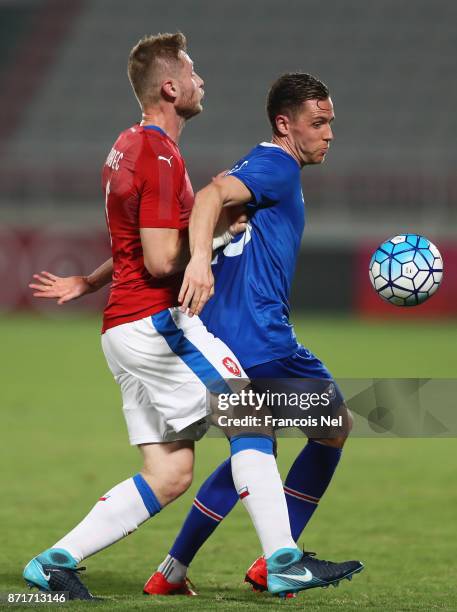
[{"x1": 222, "y1": 356, "x2": 241, "y2": 377}]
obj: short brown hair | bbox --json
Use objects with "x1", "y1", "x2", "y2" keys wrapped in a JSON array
[
  {"x1": 267, "y1": 73, "x2": 329, "y2": 132},
  {"x1": 128, "y1": 32, "x2": 187, "y2": 106}
]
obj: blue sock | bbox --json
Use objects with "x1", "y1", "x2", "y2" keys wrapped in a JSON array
[
  {"x1": 169, "y1": 458, "x2": 238, "y2": 566},
  {"x1": 284, "y1": 440, "x2": 342, "y2": 541}
]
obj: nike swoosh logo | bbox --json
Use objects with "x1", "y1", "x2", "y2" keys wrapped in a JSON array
[
  {"x1": 158, "y1": 155, "x2": 173, "y2": 166},
  {"x1": 273, "y1": 568, "x2": 313, "y2": 583},
  {"x1": 38, "y1": 566, "x2": 51, "y2": 581}
]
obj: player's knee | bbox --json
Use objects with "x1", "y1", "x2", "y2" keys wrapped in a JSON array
[
  {"x1": 313, "y1": 435, "x2": 345, "y2": 448},
  {"x1": 315, "y1": 405, "x2": 353, "y2": 448},
  {"x1": 140, "y1": 464, "x2": 193, "y2": 505},
  {"x1": 346, "y1": 407, "x2": 354, "y2": 432},
  {"x1": 162, "y1": 467, "x2": 193, "y2": 501},
  {"x1": 176, "y1": 469, "x2": 194, "y2": 494},
  {"x1": 341, "y1": 406, "x2": 354, "y2": 438}
]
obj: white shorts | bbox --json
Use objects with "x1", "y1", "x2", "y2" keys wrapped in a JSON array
[{"x1": 101, "y1": 307, "x2": 246, "y2": 445}]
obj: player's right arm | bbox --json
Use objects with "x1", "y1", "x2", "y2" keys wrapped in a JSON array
[
  {"x1": 29, "y1": 258, "x2": 113, "y2": 305},
  {"x1": 136, "y1": 137, "x2": 194, "y2": 279}
]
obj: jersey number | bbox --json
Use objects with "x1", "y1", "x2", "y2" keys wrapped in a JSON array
[
  {"x1": 105, "y1": 180, "x2": 112, "y2": 246},
  {"x1": 222, "y1": 223, "x2": 252, "y2": 257}
]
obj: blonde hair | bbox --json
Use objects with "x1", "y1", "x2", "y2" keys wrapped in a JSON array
[{"x1": 128, "y1": 32, "x2": 187, "y2": 106}]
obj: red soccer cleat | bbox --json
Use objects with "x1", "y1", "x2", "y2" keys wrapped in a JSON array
[
  {"x1": 143, "y1": 571, "x2": 197, "y2": 596},
  {"x1": 245, "y1": 556, "x2": 296, "y2": 598},
  {"x1": 245, "y1": 556, "x2": 267, "y2": 592}
]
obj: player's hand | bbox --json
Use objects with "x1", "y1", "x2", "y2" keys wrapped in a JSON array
[
  {"x1": 228, "y1": 207, "x2": 248, "y2": 236},
  {"x1": 29, "y1": 271, "x2": 92, "y2": 305},
  {"x1": 217, "y1": 204, "x2": 248, "y2": 238},
  {"x1": 178, "y1": 256, "x2": 214, "y2": 317}
]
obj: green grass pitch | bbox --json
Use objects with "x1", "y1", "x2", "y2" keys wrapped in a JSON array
[{"x1": 1, "y1": 314, "x2": 456, "y2": 610}]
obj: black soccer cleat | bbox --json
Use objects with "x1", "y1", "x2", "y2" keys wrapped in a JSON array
[
  {"x1": 267, "y1": 548, "x2": 364, "y2": 597},
  {"x1": 23, "y1": 548, "x2": 96, "y2": 600},
  {"x1": 46, "y1": 566, "x2": 94, "y2": 600}
]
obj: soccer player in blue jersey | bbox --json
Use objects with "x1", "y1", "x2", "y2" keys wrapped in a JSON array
[{"x1": 145, "y1": 72, "x2": 362, "y2": 595}]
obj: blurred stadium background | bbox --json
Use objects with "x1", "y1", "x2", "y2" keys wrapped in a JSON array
[{"x1": 0, "y1": 0, "x2": 456, "y2": 318}]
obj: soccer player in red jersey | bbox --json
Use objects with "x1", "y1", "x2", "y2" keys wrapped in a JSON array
[{"x1": 24, "y1": 33, "x2": 337, "y2": 600}]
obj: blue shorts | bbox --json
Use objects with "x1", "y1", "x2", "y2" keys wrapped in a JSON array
[
  {"x1": 245, "y1": 346, "x2": 345, "y2": 435},
  {"x1": 245, "y1": 345, "x2": 334, "y2": 380}
]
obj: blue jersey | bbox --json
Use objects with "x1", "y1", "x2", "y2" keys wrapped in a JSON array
[{"x1": 200, "y1": 142, "x2": 305, "y2": 369}]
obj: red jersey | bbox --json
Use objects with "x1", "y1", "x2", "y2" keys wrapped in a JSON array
[{"x1": 101, "y1": 125, "x2": 193, "y2": 333}]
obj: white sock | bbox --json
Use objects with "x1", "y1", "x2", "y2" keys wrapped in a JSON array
[
  {"x1": 158, "y1": 554, "x2": 188, "y2": 583},
  {"x1": 53, "y1": 475, "x2": 159, "y2": 562},
  {"x1": 231, "y1": 449, "x2": 297, "y2": 558}
]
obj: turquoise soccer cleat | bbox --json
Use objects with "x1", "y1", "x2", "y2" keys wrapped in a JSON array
[
  {"x1": 267, "y1": 548, "x2": 364, "y2": 597},
  {"x1": 23, "y1": 548, "x2": 94, "y2": 600}
]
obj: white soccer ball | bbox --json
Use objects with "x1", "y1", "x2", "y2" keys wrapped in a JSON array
[{"x1": 369, "y1": 234, "x2": 443, "y2": 306}]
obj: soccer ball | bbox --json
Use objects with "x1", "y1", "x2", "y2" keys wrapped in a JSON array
[{"x1": 369, "y1": 234, "x2": 443, "y2": 306}]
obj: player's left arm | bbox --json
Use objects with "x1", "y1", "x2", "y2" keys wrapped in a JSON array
[
  {"x1": 179, "y1": 175, "x2": 252, "y2": 316},
  {"x1": 29, "y1": 257, "x2": 113, "y2": 305}
]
